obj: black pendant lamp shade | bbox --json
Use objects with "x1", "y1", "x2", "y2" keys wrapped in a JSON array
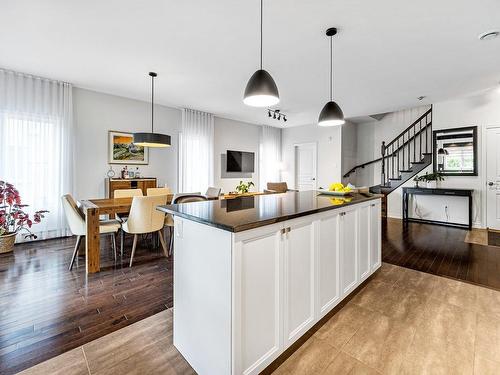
[
  {"x1": 243, "y1": 0, "x2": 279, "y2": 107},
  {"x1": 318, "y1": 28, "x2": 345, "y2": 127},
  {"x1": 133, "y1": 72, "x2": 171, "y2": 148}
]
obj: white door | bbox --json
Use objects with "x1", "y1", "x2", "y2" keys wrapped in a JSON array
[
  {"x1": 294, "y1": 143, "x2": 317, "y2": 191},
  {"x1": 317, "y1": 211, "x2": 341, "y2": 319},
  {"x1": 232, "y1": 224, "x2": 283, "y2": 375},
  {"x1": 358, "y1": 203, "x2": 371, "y2": 282},
  {"x1": 340, "y1": 207, "x2": 358, "y2": 296},
  {"x1": 487, "y1": 127, "x2": 500, "y2": 230},
  {"x1": 283, "y1": 219, "x2": 315, "y2": 348}
]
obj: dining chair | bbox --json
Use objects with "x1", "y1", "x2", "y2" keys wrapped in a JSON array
[
  {"x1": 121, "y1": 195, "x2": 168, "y2": 267},
  {"x1": 166, "y1": 194, "x2": 208, "y2": 256},
  {"x1": 205, "y1": 186, "x2": 222, "y2": 199},
  {"x1": 114, "y1": 189, "x2": 143, "y2": 198},
  {"x1": 61, "y1": 194, "x2": 120, "y2": 271},
  {"x1": 264, "y1": 182, "x2": 298, "y2": 194},
  {"x1": 147, "y1": 187, "x2": 172, "y2": 196}
]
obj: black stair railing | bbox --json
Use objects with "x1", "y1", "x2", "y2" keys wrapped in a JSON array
[
  {"x1": 380, "y1": 107, "x2": 432, "y2": 186},
  {"x1": 343, "y1": 106, "x2": 433, "y2": 180}
]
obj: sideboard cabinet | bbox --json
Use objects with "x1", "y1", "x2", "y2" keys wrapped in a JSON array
[{"x1": 105, "y1": 178, "x2": 157, "y2": 198}]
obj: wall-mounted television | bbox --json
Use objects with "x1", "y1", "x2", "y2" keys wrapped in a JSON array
[{"x1": 226, "y1": 150, "x2": 255, "y2": 173}]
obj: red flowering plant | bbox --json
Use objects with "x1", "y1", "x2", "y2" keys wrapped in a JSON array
[{"x1": 0, "y1": 180, "x2": 48, "y2": 239}]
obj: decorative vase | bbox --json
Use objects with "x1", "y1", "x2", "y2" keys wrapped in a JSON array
[{"x1": 0, "y1": 232, "x2": 16, "y2": 254}]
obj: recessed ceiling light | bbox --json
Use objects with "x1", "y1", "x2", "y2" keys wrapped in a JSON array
[{"x1": 478, "y1": 30, "x2": 499, "y2": 41}]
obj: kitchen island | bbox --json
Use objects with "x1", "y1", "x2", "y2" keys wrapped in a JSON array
[{"x1": 157, "y1": 190, "x2": 382, "y2": 375}]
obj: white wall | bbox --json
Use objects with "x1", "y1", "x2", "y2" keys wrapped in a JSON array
[
  {"x1": 213, "y1": 117, "x2": 261, "y2": 194},
  {"x1": 73, "y1": 87, "x2": 181, "y2": 199},
  {"x1": 354, "y1": 89, "x2": 500, "y2": 228},
  {"x1": 281, "y1": 124, "x2": 342, "y2": 190}
]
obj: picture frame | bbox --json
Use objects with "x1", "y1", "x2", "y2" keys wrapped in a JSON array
[{"x1": 108, "y1": 130, "x2": 149, "y2": 165}]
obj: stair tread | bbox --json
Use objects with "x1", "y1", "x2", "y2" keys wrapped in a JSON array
[
  {"x1": 422, "y1": 152, "x2": 432, "y2": 155},
  {"x1": 412, "y1": 161, "x2": 426, "y2": 164},
  {"x1": 389, "y1": 178, "x2": 402, "y2": 180},
  {"x1": 399, "y1": 169, "x2": 413, "y2": 173}
]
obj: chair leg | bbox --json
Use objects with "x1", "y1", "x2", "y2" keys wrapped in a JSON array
[
  {"x1": 120, "y1": 230, "x2": 124, "y2": 257},
  {"x1": 129, "y1": 234, "x2": 138, "y2": 267},
  {"x1": 158, "y1": 230, "x2": 168, "y2": 258},
  {"x1": 169, "y1": 226, "x2": 174, "y2": 257},
  {"x1": 111, "y1": 233, "x2": 117, "y2": 262},
  {"x1": 69, "y1": 235, "x2": 82, "y2": 271}
]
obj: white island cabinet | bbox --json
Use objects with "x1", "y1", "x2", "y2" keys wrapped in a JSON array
[{"x1": 164, "y1": 193, "x2": 381, "y2": 375}]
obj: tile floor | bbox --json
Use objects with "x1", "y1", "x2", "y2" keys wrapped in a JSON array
[{"x1": 19, "y1": 263, "x2": 500, "y2": 375}]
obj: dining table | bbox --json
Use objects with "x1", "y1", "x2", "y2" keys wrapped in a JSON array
[{"x1": 78, "y1": 195, "x2": 173, "y2": 274}]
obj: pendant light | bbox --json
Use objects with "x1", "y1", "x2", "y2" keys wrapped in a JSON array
[
  {"x1": 243, "y1": 0, "x2": 279, "y2": 107},
  {"x1": 133, "y1": 72, "x2": 171, "y2": 148},
  {"x1": 318, "y1": 28, "x2": 345, "y2": 127}
]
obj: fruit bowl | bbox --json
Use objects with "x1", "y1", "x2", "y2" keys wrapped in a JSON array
[{"x1": 317, "y1": 190, "x2": 353, "y2": 196}]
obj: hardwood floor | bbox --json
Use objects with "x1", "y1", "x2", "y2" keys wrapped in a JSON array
[
  {"x1": 383, "y1": 219, "x2": 500, "y2": 290},
  {"x1": 0, "y1": 235, "x2": 172, "y2": 375},
  {"x1": 2, "y1": 219, "x2": 500, "y2": 374}
]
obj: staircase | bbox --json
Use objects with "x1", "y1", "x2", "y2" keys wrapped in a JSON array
[{"x1": 344, "y1": 107, "x2": 433, "y2": 217}]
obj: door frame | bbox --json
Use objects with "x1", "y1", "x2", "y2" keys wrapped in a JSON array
[{"x1": 293, "y1": 142, "x2": 318, "y2": 190}]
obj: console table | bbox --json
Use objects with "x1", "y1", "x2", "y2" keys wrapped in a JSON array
[{"x1": 402, "y1": 187, "x2": 473, "y2": 229}]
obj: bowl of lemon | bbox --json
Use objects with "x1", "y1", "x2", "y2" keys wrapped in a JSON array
[{"x1": 318, "y1": 183, "x2": 354, "y2": 196}]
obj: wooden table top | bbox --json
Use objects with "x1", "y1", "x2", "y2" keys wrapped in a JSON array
[{"x1": 79, "y1": 195, "x2": 174, "y2": 215}]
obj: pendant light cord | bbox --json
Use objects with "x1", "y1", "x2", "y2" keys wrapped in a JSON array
[
  {"x1": 260, "y1": 0, "x2": 263, "y2": 70},
  {"x1": 151, "y1": 74, "x2": 155, "y2": 133},
  {"x1": 330, "y1": 35, "x2": 333, "y2": 101}
]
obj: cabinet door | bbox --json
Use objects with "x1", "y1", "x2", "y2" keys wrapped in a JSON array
[
  {"x1": 358, "y1": 203, "x2": 371, "y2": 282},
  {"x1": 340, "y1": 207, "x2": 358, "y2": 296},
  {"x1": 370, "y1": 201, "x2": 382, "y2": 272},
  {"x1": 283, "y1": 219, "x2": 315, "y2": 348},
  {"x1": 233, "y1": 225, "x2": 283, "y2": 375},
  {"x1": 317, "y1": 212, "x2": 340, "y2": 319}
]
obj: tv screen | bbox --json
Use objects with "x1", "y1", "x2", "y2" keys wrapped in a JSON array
[{"x1": 227, "y1": 150, "x2": 255, "y2": 172}]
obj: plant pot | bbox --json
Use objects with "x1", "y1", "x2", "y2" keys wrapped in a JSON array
[
  {"x1": 0, "y1": 232, "x2": 16, "y2": 254},
  {"x1": 426, "y1": 181, "x2": 437, "y2": 189}
]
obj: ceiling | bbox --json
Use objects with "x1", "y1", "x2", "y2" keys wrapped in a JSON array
[{"x1": 1, "y1": 0, "x2": 499, "y2": 127}]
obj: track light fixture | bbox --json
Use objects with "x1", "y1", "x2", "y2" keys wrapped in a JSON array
[{"x1": 267, "y1": 109, "x2": 288, "y2": 123}]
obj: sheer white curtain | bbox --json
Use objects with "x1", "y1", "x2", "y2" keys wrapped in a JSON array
[
  {"x1": 179, "y1": 109, "x2": 214, "y2": 193},
  {"x1": 0, "y1": 69, "x2": 74, "y2": 241},
  {"x1": 259, "y1": 125, "x2": 282, "y2": 191}
]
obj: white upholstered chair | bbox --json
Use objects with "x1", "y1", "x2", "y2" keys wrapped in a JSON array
[
  {"x1": 205, "y1": 187, "x2": 222, "y2": 199},
  {"x1": 61, "y1": 194, "x2": 120, "y2": 271},
  {"x1": 121, "y1": 195, "x2": 168, "y2": 267},
  {"x1": 114, "y1": 189, "x2": 143, "y2": 198},
  {"x1": 147, "y1": 187, "x2": 172, "y2": 196}
]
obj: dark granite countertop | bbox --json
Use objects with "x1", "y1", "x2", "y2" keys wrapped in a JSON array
[{"x1": 156, "y1": 190, "x2": 382, "y2": 233}]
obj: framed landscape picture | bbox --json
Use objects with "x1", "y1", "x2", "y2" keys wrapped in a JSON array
[{"x1": 108, "y1": 131, "x2": 149, "y2": 165}]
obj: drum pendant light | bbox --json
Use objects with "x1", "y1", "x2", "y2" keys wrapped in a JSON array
[
  {"x1": 243, "y1": 0, "x2": 279, "y2": 107},
  {"x1": 318, "y1": 28, "x2": 345, "y2": 127},
  {"x1": 133, "y1": 72, "x2": 171, "y2": 148}
]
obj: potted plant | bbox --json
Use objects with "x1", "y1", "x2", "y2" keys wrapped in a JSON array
[
  {"x1": 235, "y1": 180, "x2": 255, "y2": 195},
  {"x1": 415, "y1": 172, "x2": 444, "y2": 188},
  {"x1": 0, "y1": 181, "x2": 48, "y2": 253}
]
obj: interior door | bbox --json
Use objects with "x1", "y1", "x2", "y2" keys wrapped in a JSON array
[
  {"x1": 487, "y1": 127, "x2": 500, "y2": 230},
  {"x1": 294, "y1": 143, "x2": 317, "y2": 191}
]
